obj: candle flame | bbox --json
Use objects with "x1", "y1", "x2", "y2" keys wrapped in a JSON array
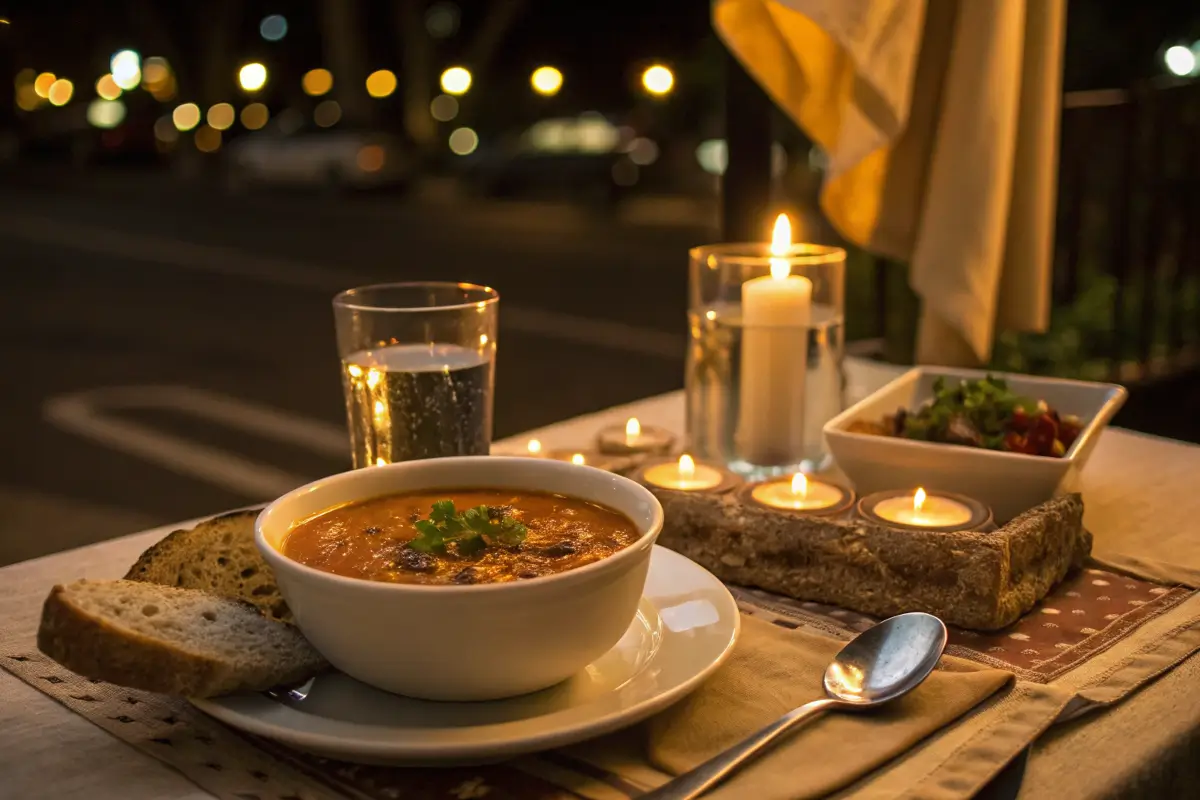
[
  {"x1": 678, "y1": 454, "x2": 696, "y2": 480},
  {"x1": 625, "y1": 417, "x2": 641, "y2": 438},
  {"x1": 791, "y1": 472, "x2": 808, "y2": 498},
  {"x1": 375, "y1": 456, "x2": 388, "y2": 467},
  {"x1": 914, "y1": 487, "x2": 926, "y2": 512},
  {"x1": 769, "y1": 213, "x2": 792, "y2": 280},
  {"x1": 571, "y1": 453, "x2": 586, "y2": 465},
  {"x1": 527, "y1": 438, "x2": 542, "y2": 454}
]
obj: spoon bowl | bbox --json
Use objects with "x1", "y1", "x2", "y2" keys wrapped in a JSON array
[{"x1": 823, "y1": 612, "x2": 948, "y2": 705}]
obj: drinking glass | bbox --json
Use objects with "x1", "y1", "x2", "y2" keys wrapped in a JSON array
[{"x1": 333, "y1": 282, "x2": 498, "y2": 468}]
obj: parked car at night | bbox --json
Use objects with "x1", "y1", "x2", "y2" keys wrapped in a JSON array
[
  {"x1": 462, "y1": 113, "x2": 662, "y2": 205},
  {"x1": 225, "y1": 121, "x2": 411, "y2": 191}
]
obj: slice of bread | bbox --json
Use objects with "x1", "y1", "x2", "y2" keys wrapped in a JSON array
[
  {"x1": 38, "y1": 579, "x2": 327, "y2": 698},
  {"x1": 124, "y1": 510, "x2": 291, "y2": 622}
]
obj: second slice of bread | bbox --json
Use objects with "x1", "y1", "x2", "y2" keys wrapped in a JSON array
[{"x1": 38, "y1": 579, "x2": 326, "y2": 698}]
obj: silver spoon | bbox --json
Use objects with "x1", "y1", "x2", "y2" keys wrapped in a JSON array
[{"x1": 640, "y1": 612, "x2": 948, "y2": 800}]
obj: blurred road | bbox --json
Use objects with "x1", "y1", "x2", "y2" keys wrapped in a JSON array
[{"x1": 0, "y1": 167, "x2": 717, "y2": 563}]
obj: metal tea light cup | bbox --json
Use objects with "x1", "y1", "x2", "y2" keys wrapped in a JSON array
[{"x1": 333, "y1": 282, "x2": 498, "y2": 468}]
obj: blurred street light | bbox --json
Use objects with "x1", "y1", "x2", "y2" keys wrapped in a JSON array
[
  {"x1": 238, "y1": 63, "x2": 268, "y2": 92},
  {"x1": 1165, "y1": 45, "x2": 1196, "y2": 77},
  {"x1": 314, "y1": 100, "x2": 342, "y2": 127},
  {"x1": 172, "y1": 103, "x2": 201, "y2": 131},
  {"x1": 48, "y1": 79, "x2": 74, "y2": 106},
  {"x1": 260, "y1": 14, "x2": 288, "y2": 41},
  {"x1": 241, "y1": 103, "x2": 269, "y2": 130},
  {"x1": 87, "y1": 99, "x2": 126, "y2": 129},
  {"x1": 96, "y1": 74, "x2": 121, "y2": 100},
  {"x1": 440, "y1": 66, "x2": 472, "y2": 95},
  {"x1": 430, "y1": 94, "x2": 458, "y2": 121},
  {"x1": 448, "y1": 127, "x2": 478, "y2": 155},
  {"x1": 531, "y1": 66, "x2": 563, "y2": 96},
  {"x1": 111, "y1": 50, "x2": 141, "y2": 90},
  {"x1": 425, "y1": 2, "x2": 460, "y2": 38},
  {"x1": 194, "y1": 125, "x2": 222, "y2": 153},
  {"x1": 641, "y1": 64, "x2": 674, "y2": 96},
  {"x1": 154, "y1": 116, "x2": 179, "y2": 144},
  {"x1": 207, "y1": 103, "x2": 235, "y2": 130},
  {"x1": 366, "y1": 69, "x2": 398, "y2": 98},
  {"x1": 34, "y1": 72, "x2": 56, "y2": 98},
  {"x1": 302, "y1": 68, "x2": 333, "y2": 97}
]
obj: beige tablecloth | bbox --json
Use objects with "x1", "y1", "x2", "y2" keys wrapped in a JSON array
[{"x1": 4, "y1": 389, "x2": 1200, "y2": 798}]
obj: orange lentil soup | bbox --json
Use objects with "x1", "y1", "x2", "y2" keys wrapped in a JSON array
[{"x1": 283, "y1": 489, "x2": 641, "y2": 585}]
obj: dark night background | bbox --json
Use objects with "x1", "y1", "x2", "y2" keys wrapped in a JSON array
[{"x1": 1, "y1": 0, "x2": 1199, "y2": 563}]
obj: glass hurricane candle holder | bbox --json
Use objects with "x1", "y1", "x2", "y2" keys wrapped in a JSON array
[{"x1": 686, "y1": 238, "x2": 846, "y2": 479}]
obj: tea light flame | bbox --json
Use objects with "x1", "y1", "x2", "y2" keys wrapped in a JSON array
[
  {"x1": 678, "y1": 454, "x2": 696, "y2": 480},
  {"x1": 527, "y1": 438, "x2": 542, "y2": 454},
  {"x1": 791, "y1": 472, "x2": 807, "y2": 498},
  {"x1": 914, "y1": 487, "x2": 926, "y2": 513},
  {"x1": 769, "y1": 213, "x2": 792, "y2": 280},
  {"x1": 571, "y1": 453, "x2": 586, "y2": 465},
  {"x1": 625, "y1": 417, "x2": 641, "y2": 440}
]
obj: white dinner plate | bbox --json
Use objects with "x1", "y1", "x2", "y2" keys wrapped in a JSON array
[{"x1": 192, "y1": 546, "x2": 740, "y2": 764}]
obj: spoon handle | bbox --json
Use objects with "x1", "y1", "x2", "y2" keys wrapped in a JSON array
[{"x1": 639, "y1": 697, "x2": 841, "y2": 800}]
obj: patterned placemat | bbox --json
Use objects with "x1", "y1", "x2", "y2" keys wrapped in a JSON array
[
  {"x1": 1, "y1": 565, "x2": 1192, "y2": 800},
  {"x1": 735, "y1": 563, "x2": 1194, "y2": 682}
]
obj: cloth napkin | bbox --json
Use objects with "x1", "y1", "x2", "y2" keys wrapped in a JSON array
[
  {"x1": 713, "y1": 0, "x2": 1066, "y2": 366},
  {"x1": 640, "y1": 616, "x2": 1012, "y2": 799}
]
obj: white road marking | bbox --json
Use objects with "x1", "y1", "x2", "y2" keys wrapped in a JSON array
[
  {"x1": 0, "y1": 211, "x2": 686, "y2": 359},
  {"x1": 44, "y1": 386, "x2": 346, "y2": 498}
]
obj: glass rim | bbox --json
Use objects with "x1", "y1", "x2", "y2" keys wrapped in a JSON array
[
  {"x1": 689, "y1": 242, "x2": 846, "y2": 267},
  {"x1": 333, "y1": 281, "x2": 499, "y2": 313}
]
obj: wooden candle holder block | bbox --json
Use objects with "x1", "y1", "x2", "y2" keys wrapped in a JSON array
[{"x1": 646, "y1": 483, "x2": 1090, "y2": 631}]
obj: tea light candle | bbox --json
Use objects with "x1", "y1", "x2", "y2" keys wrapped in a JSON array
[
  {"x1": 858, "y1": 488, "x2": 992, "y2": 532},
  {"x1": 746, "y1": 473, "x2": 852, "y2": 515},
  {"x1": 544, "y1": 449, "x2": 630, "y2": 472},
  {"x1": 596, "y1": 417, "x2": 675, "y2": 456},
  {"x1": 642, "y1": 454, "x2": 724, "y2": 491},
  {"x1": 736, "y1": 214, "x2": 812, "y2": 466},
  {"x1": 524, "y1": 438, "x2": 548, "y2": 457}
]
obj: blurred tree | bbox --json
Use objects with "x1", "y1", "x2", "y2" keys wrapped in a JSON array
[
  {"x1": 398, "y1": 0, "x2": 435, "y2": 148},
  {"x1": 320, "y1": 0, "x2": 373, "y2": 125},
  {"x1": 125, "y1": 0, "x2": 242, "y2": 106}
]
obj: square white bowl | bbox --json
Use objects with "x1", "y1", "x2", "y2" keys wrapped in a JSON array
[{"x1": 824, "y1": 367, "x2": 1127, "y2": 522}]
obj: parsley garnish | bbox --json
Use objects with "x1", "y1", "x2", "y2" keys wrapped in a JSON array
[{"x1": 409, "y1": 500, "x2": 527, "y2": 556}]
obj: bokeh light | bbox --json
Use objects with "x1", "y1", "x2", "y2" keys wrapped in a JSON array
[
  {"x1": 207, "y1": 103, "x2": 235, "y2": 131},
  {"x1": 16, "y1": 84, "x2": 42, "y2": 111},
  {"x1": 1165, "y1": 45, "x2": 1197, "y2": 77},
  {"x1": 111, "y1": 50, "x2": 141, "y2": 90},
  {"x1": 14, "y1": 68, "x2": 35, "y2": 88},
  {"x1": 260, "y1": 14, "x2": 288, "y2": 42},
  {"x1": 448, "y1": 126, "x2": 479, "y2": 155},
  {"x1": 33, "y1": 72, "x2": 56, "y2": 98},
  {"x1": 314, "y1": 99, "x2": 342, "y2": 127},
  {"x1": 440, "y1": 66, "x2": 472, "y2": 95},
  {"x1": 641, "y1": 64, "x2": 674, "y2": 96},
  {"x1": 172, "y1": 102, "x2": 201, "y2": 131},
  {"x1": 240, "y1": 102, "x2": 269, "y2": 130},
  {"x1": 47, "y1": 78, "x2": 73, "y2": 106},
  {"x1": 238, "y1": 63, "x2": 268, "y2": 92},
  {"x1": 194, "y1": 125, "x2": 222, "y2": 153},
  {"x1": 153, "y1": 115, "x2": 179, "y2": 144},
  {"x1": 95, "y1": 74, "x2": 121, "y2": 100},
  {"x1": 531, "y1": 66, "x2": 563, "y2": 96},
  {"x1": 430, "y1": 94, "x2": 458, "y2": 121},
  {"x1": 357, "y1": 144, "x2": 386, "y2": 173},
  {"x1": 142, "y1": 58, "x2": 170, "y2": 86},
  {"x1": 365, "y1": 69, "x2": 397, "y2": 99},
  {"x1": 425, "y1": 2, "x2": 460, "y2": 38},
  {"x1": 87, "y1": 99, "x2": 126, "y2": 129},
  {"x1": 302, "y1": 68, "x2": 333, "y2": 96}
]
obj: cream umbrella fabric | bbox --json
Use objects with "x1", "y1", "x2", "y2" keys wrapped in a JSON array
[{"x1": 714, "y1": 0, "x2": 1066, "y2": 365}]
